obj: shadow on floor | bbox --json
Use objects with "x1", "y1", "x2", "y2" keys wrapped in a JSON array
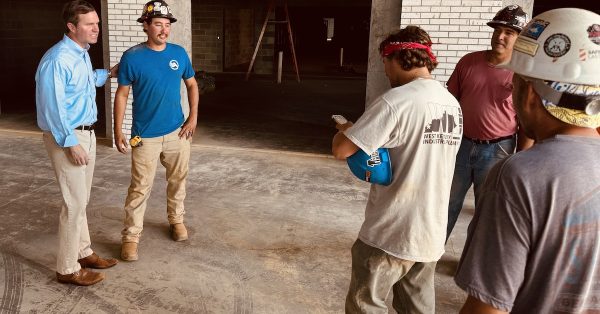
[
  {"x1": 197, "y1": 73, "x2": 367, "y2": 154},
  {"x1": 0, "y1": 73, "x2": 367, "y2": 156}
]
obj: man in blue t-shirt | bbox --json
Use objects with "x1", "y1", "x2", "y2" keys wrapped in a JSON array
[{"x1": 113, "y1": 0, "x2": 199, "y2": 262}]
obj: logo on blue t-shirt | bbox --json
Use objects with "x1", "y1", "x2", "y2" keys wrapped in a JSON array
[{"x1": 169, "y1": 60, "x2": 179, "y2": 70}]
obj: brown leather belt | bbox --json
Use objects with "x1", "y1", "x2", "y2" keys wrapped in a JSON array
[
  {"x1": 463, "y1": 134, "x2": 514, "y2": 145},
  {"x1": 75, "y1": 124, "x2": 95, "y2": 131}
]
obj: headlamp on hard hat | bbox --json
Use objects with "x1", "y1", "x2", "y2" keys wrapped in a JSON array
[{"x1": 524, "y1": 77, "x2": 600, "y2": 115}]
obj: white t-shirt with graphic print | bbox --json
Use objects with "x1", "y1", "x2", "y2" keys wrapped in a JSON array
[{"x1": 344, "y1": 78, "x2": 462, "y2": 262}]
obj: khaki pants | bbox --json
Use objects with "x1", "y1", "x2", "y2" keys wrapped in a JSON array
[
  {"x1": 121, "y1": 129, "x2": 191, "y2": 243},
  {"x1": 43, "y1": 130, "x2": 95, "y2": 275},
  {"x1": 345, "y1": 239, "x2": 436, "y2": 314}
]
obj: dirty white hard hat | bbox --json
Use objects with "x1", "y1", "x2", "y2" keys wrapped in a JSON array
[{"x1": 506, "y1": 8, "x2": 600, "y2": 85}]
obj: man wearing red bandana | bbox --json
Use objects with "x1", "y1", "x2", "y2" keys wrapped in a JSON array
[
  {"x1": 445, "y1": 5, "x2": 534, "y2": 242},
  {"x1": 332, "y1": 26, "x2": 462, "y2": 313}
]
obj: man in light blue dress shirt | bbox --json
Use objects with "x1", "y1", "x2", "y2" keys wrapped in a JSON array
[{"x1": 35, "y1": 0, "x2": 118, "y2": 286}]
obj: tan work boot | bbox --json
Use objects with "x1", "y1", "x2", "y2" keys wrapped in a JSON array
[
  {"x1": 121, "y1": 242, "x2": 138, "y2": 261},
  {"x1": 170, "y1": 223, "x2": 188, "y2": 241},
  {"x1": 56, "y1": 268, "x2": 104, "y2": 286}
]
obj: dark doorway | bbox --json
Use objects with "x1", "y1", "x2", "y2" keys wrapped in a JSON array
[
  {"x1": 285, "y1": 4, "x2": 370, "y2": 77},
  {"x1": 192, "y1": 0, "x2": 372, "y2": 154}
]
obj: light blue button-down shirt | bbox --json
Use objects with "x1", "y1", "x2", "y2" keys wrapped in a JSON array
[{"x1": 35, "y1": 35, "x2": 109, "y2": 147}]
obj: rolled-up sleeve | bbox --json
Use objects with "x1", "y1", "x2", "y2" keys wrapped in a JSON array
[
  {"x1": 94, "y1": 69, "x2": 109, "y2": 87},
  {"x1": 344, "y1": 98, "x2": 398, "y2": 155}
]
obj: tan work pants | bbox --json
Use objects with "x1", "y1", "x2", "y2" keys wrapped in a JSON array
[
  {"x1": 345, "y1": 239, "x2": 436, "y2": 314},
  {"x1": 43, "y1": 130, "x2": 95, "y2": 275},
  {"x1": 121, "y1": 129, "x2": 190, "y2": 243}
]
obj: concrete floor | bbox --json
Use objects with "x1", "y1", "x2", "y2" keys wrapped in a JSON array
[
  {"x1": 0, "y1": 75, "x2": 471, "y2": 313},
  {"x1": 0, "y1": 129, "x2": 471, "y2": 313}
]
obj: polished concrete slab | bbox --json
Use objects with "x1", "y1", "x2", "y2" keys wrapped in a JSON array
[{"x1": 0, "y1": 129, "x2": 472, "y2": 313}]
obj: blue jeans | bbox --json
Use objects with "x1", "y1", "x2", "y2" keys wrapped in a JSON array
[{"x1": 446, "y1": 137, "x2": 516, "y2": 240}]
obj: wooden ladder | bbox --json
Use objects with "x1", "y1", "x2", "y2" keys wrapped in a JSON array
[{"x1": 245, "y1": 0, "x2": 300, "y2": 82}]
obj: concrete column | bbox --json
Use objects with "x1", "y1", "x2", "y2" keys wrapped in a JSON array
[
  {"x1": 169, "y1": 0, "x2": 193, "y2": 117},
  {"x1": 364, "y1": 0, "x2": 401, "y2": 107},
  {"x1": 100, "y1": 0, "x2": 113, "y2": 139}
]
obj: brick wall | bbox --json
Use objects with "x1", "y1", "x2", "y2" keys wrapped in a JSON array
[
  {"x1": 105, "y1": 0, "x2": 149, "y2": 140},
  {"x1": 192, "y1": 1, "x2": 223, "y2": 72},
  {"x1": 224, "y1": 8, "x2": 254, "y2": 70},
  {"x1": 400, "y1": 0, "x2": 503, "y2": 83},
  {"x1": 191, "y1": 1, "x2": 271, "y2": 75}
]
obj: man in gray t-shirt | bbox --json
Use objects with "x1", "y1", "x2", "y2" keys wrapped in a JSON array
[{"x1": 455, "y1": 8, "x2": 600, "y2": 314}]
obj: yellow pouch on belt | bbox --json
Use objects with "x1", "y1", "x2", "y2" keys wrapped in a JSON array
[{"x1": 130, "y1": 136, "x2": 143, "y2": 147}]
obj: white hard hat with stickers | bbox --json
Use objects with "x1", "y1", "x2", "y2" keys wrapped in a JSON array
[{"x1": 504, "y1": 8, "x2": 600, "y2": 128}]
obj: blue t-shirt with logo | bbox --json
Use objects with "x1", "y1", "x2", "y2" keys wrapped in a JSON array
[{"x1": 118, "y1": 43, "x2": 195, "y2": 138}]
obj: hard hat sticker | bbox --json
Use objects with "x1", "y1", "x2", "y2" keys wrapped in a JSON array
[
  {"x1": 522, "y1": 19, "x2": 549, "y2": 40},
  {"x1": 544, "y1": 33, "x2": 571, "y2": 58},
  {"x1": 367, "y1": 151, "x2": 382, "y2": 167},
  {"x1": 588, "y1": 24, "x2": 600, "y2": 45},
  {"x1": 579, "y1": 49, "x2": 600, "y2": 61},
  {"x1": 515, "y1": 15, "x2": 528, "y2": 28},
  {"x1": 514, "y1": 37, "x2": 539, "y2": 56}
]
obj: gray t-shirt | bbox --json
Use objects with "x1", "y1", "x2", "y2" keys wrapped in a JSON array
[
  {"x1": 345, "y1": 78, "x2": 462, "y2": 262},
  {"x1": 455, "y1": 135, "x2": 600, "y2": 313}
]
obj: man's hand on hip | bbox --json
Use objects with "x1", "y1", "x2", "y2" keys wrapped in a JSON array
[
  {"x1": 66, "y1": 145, "x2": 89, "y2": 166},
  {"x1": 179, "y1": 117, "x2": 198, "y2": 140}
]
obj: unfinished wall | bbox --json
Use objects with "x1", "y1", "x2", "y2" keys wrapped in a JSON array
[
  {"x1": 105, "y1": 0, "x2": 192, "y2": 141},
  {"x1": 401, "y1": 0, "x2": 533, "y2": 82},
  {"x1": 192, "y1": 1, "x2": 223, "y2": 73},
  {"x1": 105, "y1": 0, "x2": 147, "y2": 140},
  {"x1": 104, "y1": 0, "x2": 274, "y2": 141},
  {"x1": 1, "y1": 0, "x2": 71, "y2": 113},
  {"x1": 191, "y1": 0, "x2": 271, "y2": 75},
  {"x1": 224, "y1": 8, "x2": 254, "y2": 71},
  {"x1": 2, "y1": 0, "x2": 107, "y2": 133},
  {"x1": 366, "y1": 0, "x2": 534, "y2": 105}
]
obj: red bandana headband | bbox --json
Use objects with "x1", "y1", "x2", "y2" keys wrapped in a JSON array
[{"x1": 381, "y1": 42, "x2": 437, "y2": 62}]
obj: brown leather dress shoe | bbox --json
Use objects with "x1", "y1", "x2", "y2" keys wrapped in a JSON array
[
  {"x1": 56, "y1": 268, "x2": 105, "y2": 286},
  {"x1": 78, "y1": 252, "x2": 118, "y2": 269}
]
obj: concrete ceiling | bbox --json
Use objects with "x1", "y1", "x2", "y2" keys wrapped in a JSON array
[{"x1": 281, "y1": 0, "x2": 371, "y2": 7}]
